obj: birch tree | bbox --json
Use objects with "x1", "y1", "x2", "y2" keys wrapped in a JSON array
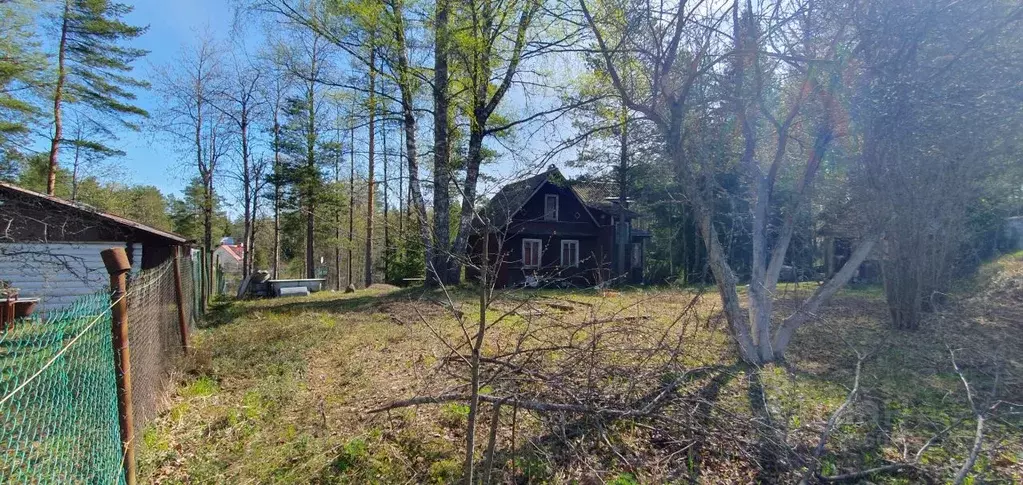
[
  {"x1": 444, "y1": 0, "x2": 542, "y2": 283},
  {"x1": 217, "y1": 55, "x2": 266, "y2": 277},
  {"x1": 154, "y1": 32, "x2": 231, "y2": 304}
]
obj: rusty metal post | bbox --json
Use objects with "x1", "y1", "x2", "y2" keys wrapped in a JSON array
[
  {"x1": 101, "y1": 247, "x2": 137, "y2": 485},
  {"x1": 172, "y1": 246, "x2": 190, "y2": 353}
]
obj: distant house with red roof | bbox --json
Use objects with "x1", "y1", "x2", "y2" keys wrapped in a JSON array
[{"x1": 213, "y1": 243, "x2": 245, "y2": 274}]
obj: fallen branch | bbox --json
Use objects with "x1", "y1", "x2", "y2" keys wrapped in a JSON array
[
  {"x1": 544, "y1": 301, "x2": 576, "y2": 312},
  {"x1": 590, "y1": 315, "x2": 651, "y2": 324},
  {"x1": 819, "y1": 463, "x2": 918, "y2": 483},
  {"x1": 953, "y1": 415, "x2": 985, "y2": 485},
  {"x1": 369, "y1": 393, "x2": 666, "y2": 418},
  {"x1": 949, "y1": 346, "x2": 993, "y2": 485}
]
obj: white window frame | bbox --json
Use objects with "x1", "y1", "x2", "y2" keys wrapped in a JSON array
[
  {"x1": 522, "y1": 238, "x2": 542, "y2": 269},
  {"x1": 560, "y1": 239, "x2": 579, "y2": 268},
  {"x1": 544, "y1": 194, "x2": 559, "y2": 221}
]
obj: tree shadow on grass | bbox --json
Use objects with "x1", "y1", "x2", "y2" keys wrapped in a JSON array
[
  {"x1": 196, "y1": 286, "x2": 434, "y2": 330},
  {"x1": 746, "y1": 366, "x2": 791, "y2": 484},
  {"x1": 683, "y1": 364, "x2": 743, "y2": 483}
]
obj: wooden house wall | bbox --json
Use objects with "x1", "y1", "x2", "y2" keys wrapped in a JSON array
[
  {"x1": 0, "y1": 241, "x2": 142, "y2": 311},
  {"x1": 515, "y1": 183, "x2": 593, "y2": 224},
  {"x1": 471, "y1": 179, "x2": 646, "y2": 287}
]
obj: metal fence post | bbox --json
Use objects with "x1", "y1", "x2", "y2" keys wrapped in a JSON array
[
  {"x1": 172, "y1": 246, "x2": 190, "y2": 353},
  {"x1": 100, "y1": 247, "x2": 137, "y2": 485}
]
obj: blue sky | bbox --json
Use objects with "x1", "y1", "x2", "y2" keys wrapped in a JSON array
[
  {"x1": 119, "y1": 1, "x2": 240, "y2": 197},
  {"x1": 28, "y1": 1, "x2": 243, "y2": 198},
  {"x1": 31, "y1": 1, "x2": 586, "y2": 206}
]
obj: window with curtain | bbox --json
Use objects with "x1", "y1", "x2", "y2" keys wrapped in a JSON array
[
  {"x1": 522, "y1": 239, "x2": 541, "y2": 268},
  {"x1": 561, "y1": 240, "x2": 579, "y2": 267}
]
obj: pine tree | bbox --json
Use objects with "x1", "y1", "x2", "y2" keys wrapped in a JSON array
[
  {"x1": 46, "y1": 0, "x2": 149, "y2": 195},
  {"x1": 0, "y1": 0, "x2": 46, "y2": 155}
]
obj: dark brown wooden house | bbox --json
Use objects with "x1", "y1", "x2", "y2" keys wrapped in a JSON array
[
  {"x1": 467, "y1": 166, "x2": 649, "y2": 288},
  {"x1": 0, "y1": 182, "x2": 190, "y2": 309}
]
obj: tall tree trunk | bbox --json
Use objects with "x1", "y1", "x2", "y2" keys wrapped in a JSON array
[
  {"x1": 70, "y1": 122, "x2": 81, "y2": 201},
  {"x1": 431, "y1": 0, "x2": 451, "y2": 286},
  {"x1": 241, "y1": 109, "x2": 252, "y2": 278},
  {"x1": 47, "y1": 0, "x2": 70, "y2": 196},
  {"x1": 448, "y1": 128, "x2": 484, "y2": 283},
  {"x1": 398, "y1": 120, "x2": 404, "y2": 241},
  {"x1": 250, "y1": 182, "x2": 260, "y2": 276},
  {"x1": 194, "y1": 68, "x2": 210, "y2": 307},
  {"x1": 348, "y1": 127, "x2": 355, "y2": 288},
  {"x1": 383, "y1": 116, "x2": 390, "y2": 282},
  {"x1": 394, "y1": 3, "x2": 431, "y2": 281},
  {"x1": 305, "y1": 44, "x2": 318, "y2": 280},
  {"x1": 272, "y1": 117, "x2": 282, "y2": 280},
  {"x1": 695, "y1": 203, "x2": 760, "y2": 364},
  {"x1": 335, "y1": 124, "x2": 343, "y2": 291},
  {"x1": 365, "y1": 44, "x2": 376, "y2": 287},
  {"x1": 446, "y1": 2, "x2": 532, "y2": 285},
  {"x1": 748, "y1": 175, "x2": 776, "y2": 362},
  {"x1": 204, "y1": 175, "x2": 214, "y2": 305}
]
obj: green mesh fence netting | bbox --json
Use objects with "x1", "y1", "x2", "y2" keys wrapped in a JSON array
[
  {"x1": 2, "y1": 253, "x2": 204, "y2": 483},
  {"x1": 0, "y1": 290, "x2": 125, "y2": 484}
]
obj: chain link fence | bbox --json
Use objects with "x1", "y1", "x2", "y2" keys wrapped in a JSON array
[
  {"x1": 1, "y1": 248, "x2": 203, "y2": 483},
  {"x1": 180, "y1": 254, "x2": 199, "y2": 327},
  {"x1": 126, "y1": 259, "x2": 188, "y2": 435},
  {"x1": 0, "y1": 290, "x2": 124, "y2": 483}
]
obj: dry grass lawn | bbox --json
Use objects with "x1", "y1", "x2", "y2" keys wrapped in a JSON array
[{"x1": 138, "y1": 255, "x2": 1023, "y2": 484}]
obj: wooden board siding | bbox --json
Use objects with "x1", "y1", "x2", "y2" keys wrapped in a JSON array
[
  {"x1": 0, "y1": 242, "x2": 142, "y2": 311},
  {"x1": 499, "y1": 234, "x2": 605, "y2": 287},
  {"x1": 475, "y1": 171, "x2": 645, "y2": 287},
  {"x1": 514, "y1": 182, "x2": 595, "y2": 225}
]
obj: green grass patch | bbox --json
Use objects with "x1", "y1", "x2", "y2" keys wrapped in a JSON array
[{"x1": 136, "y1": 261, "x2": 1023, "y2": 484}]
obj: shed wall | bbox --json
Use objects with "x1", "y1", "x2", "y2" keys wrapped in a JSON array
[{"x1": 0, "y1": 242, "x2": 142, "y2": 311}]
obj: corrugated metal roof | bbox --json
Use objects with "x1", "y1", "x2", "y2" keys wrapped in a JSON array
[{"x1": 0, "y1": 182, "x2": 189, "y2": 244}]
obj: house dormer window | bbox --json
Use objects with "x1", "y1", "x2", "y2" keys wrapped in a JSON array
[{"x1": 544, "y1": 194, "x2": 559, "y2": 221}]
